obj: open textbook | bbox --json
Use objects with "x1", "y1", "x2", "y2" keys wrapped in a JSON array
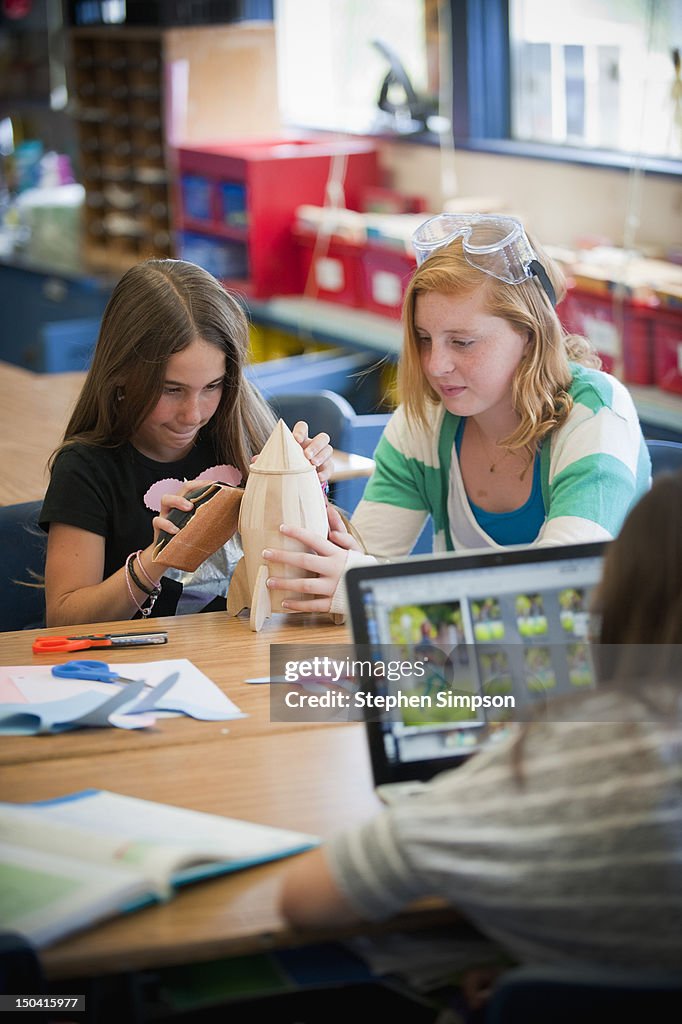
[{"x1": 0, "y1": 789, "x2": 319, "y2": 948}]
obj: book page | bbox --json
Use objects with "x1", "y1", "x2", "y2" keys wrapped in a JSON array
[
  {"x1": 0, "y1": 841, "x2": 150, "y2": 948},
  {"x1": 0, "y1": 803, "x2": 194, "y2": 895},
  {"x1": 1, "y1": 790, "x2": 319, "y2": 894}
]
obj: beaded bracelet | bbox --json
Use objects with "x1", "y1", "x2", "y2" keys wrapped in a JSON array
[{"x1": 125, "y1": 552, "x2": 160, "y2": 618}]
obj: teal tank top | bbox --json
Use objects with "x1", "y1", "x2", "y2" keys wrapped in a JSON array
[{"x1": 455, "y1": 419, "x2": 545, "y2": 545}]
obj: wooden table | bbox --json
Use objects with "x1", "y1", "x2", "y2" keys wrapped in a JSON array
[
  {"x1": 0, "y1": 610, "x2": 353, "y2": 765},
  {"x1": 0, "y1": 362, "x2": 83, "y2": 505},
  {"x1": 2, "y1": 727, "x2": 389, "y2": 980},
  {"x1": 0, "y1": 612, "x2": 457, "y2": 985},
  {"x1": 0, "y1": 361, "x2": 374, "y2": 506}
]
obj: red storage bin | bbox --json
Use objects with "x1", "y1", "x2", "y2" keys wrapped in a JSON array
[
  {"x1": 557, "y1": 286, "x2": 654, "y2": 385},
  {"x1": 653, "y1": 307, "x2": 682, "y2": 395},
  {"x1": 294, "y1": 229, "x2": 363, "y2": 307},
  {"x1": 358, "y1": 244, "x2": 416, "y2": 319}
]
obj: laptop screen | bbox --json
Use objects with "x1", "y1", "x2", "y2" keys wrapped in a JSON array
[{"x1": 345, "y1": 541, "x2": 607, "y2": 787}]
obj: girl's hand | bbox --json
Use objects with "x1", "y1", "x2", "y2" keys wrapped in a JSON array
[
  {"x1": 263, "y1": 506, "x2": 359, "y2": 612},
  {"x1": 151, "y1": 478, "x2": 208, "y2": 541},
  {"x1": 292, "y1": 420, "x2": 333, "y2": 485},
  {"x1": 326, "y1": 503, "x2": 362, "y2": 552}
]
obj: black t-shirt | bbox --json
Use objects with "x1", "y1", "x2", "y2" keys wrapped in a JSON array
[{"x1": 40, "y1": 438, "x2": 230, "y2": 617}]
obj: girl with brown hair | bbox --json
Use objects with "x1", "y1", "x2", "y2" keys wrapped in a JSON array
[{"x1": 40, "y1": 259, "x2": 332, "y2": 626}]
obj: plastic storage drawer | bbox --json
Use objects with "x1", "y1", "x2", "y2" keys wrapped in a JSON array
[
  {"x1": 653, "y1": 307, "x2": 682, "y2": 395},
  {"x1": 358, "y1": 245, "x2": 416, "y2": 320},
  {"x1": 558, "y1": 287, "x2": 654, "y2": 384},
  {"x1": 176, "y1": 231, "x2": 248, "y2": 280},
  {"x1": 294, "y1": 230, "x2": 362, "y2": 307}
]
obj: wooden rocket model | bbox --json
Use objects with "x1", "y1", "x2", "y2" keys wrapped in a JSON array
[{"x1": 226, "y1": 419, "x2": 328, "y2": 631}]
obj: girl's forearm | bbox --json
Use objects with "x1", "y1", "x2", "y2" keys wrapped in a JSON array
[{"x1": 46, "y1": 545, "x2": 165, "y2": 627}]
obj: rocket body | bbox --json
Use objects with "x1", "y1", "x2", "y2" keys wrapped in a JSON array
[{"x1": 238, "y1": 419, "x2": 328, "y2": 613}]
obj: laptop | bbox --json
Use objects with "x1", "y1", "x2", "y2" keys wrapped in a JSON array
[{"x1": 345, "y1": 541, "x2": 607, "y2": 803}]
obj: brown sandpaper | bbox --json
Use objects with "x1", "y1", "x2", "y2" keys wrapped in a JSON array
[{"x1": 152, "y1": 485, "x2": 244, "y2": 572}]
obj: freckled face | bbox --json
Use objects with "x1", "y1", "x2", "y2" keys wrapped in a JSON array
[
  {"x1": 131, "y1": 337, "x2": 226, "y2": 462},
  {"x1": 415, "y1": 288, "x2": 528, "y2": 419}
]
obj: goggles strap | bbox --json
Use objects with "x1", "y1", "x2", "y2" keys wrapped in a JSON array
[{"x1": 529, "y1": 259, "x2": 557, "y2": 307}]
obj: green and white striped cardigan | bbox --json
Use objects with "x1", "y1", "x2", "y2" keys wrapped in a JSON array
[
  {"x1": 354, "y1": 362, "x2": 651, "y2": 557},
  {"x1": 330, "y1": 365, "x2": 651, "y2": 613}
]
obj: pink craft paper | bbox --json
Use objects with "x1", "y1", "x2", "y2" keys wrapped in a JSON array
[
  {"x1": 0, "y1": 675, "x2": 26, "y2": 703},
  {"x1": 144, "y1": 477, "x2": 185, "y2": 512},
  {"x1": 144, "y1": 464, "x2": 242, "y2": 512},
  {"x1": 200, "y1": 464, "x2": 242, "y2": 487}
]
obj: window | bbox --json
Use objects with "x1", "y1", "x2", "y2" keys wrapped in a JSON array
[
  {"x1": 274, "y1": 0, "x2": 681, "y2": 173},
  {"x1": 509, "y1": 0, "x2": 682, "y2": 159},
  {"x1": 274, "y1": 0, "x2": 434, "y2": 135}
]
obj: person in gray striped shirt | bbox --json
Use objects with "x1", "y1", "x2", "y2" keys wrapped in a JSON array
[
  {"x1": 264, "y1": 215, "x2": 651, "y2": 618},
  {"x1": 279, "y1": 472, "x2": 682, "y2": 972}
]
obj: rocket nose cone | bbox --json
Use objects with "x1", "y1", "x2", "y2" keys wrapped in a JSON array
[{"x1": 252, "y1": 419, "x2": 312, "y2": 473}]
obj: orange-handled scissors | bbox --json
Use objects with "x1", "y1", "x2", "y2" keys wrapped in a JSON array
[{"x1": 33, "y1": 631, "x2": 168, "y2": 654}]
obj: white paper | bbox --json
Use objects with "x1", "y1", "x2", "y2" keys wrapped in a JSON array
[{"x1": 1, "y1": 658, "x2": 245, "y2": 733}]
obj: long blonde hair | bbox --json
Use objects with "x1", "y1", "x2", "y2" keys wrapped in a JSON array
[
  {"x1": 398, "y1": 236, "x2": 600, "y2": 450},
  {"x1": 50, "y1": 259, "x2": 275, "y2": 480}
]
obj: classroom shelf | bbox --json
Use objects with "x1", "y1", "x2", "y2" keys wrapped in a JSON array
[
  {"x1": 247, "y1": 296, "x2": 402, "y2": 358},
  {"x1": 173, "y1": 138, "x2": 379, "y2": 299},
  {"x1": 69, "y1": 26, "x2": 174, "y2": 270},
  {"x1": 246, "y1": 295, "x2": 682, "y2": 438},
  {"x1": 0, "y1": 257, "x2": 111, "y2": 372}
]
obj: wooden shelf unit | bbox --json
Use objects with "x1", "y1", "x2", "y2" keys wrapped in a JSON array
[{"x1": 69, "y1": 26, "x2": 173, "y2": 271}]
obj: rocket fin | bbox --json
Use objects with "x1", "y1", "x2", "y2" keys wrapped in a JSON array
[
  {"x1": 226, "y1": 556, "x2": 250, "y2": 616},
  {"x1": 250, "y1": 564, "x2": 272, "y2": 632}
]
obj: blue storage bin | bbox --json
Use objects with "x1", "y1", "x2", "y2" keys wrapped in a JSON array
[
  {"x1": 181, "y1": 174, "x2": 213, "y2": 221},
  {"x1": 220, "y1": 182, "x2": 248, "y2": 227},
  {"x1": 177, "y1": 231, "x2": 248, "y2": 280},
  {"x1": 40, "y1": 317, "x2": 100, "y2": 372}
]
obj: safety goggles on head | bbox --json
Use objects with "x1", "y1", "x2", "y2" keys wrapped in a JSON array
[{"x1": 412, "y1": 213, "x2": 556, "y2": 306}]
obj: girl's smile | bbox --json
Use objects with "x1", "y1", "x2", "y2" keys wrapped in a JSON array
[{"x1": 131, "y1": 337, "x2": 226, "y2": 462}]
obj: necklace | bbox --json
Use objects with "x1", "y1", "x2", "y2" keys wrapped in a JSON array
[
  {"x1": 471, "y1": 418, "x2": 508, "y2": 474},
  {"x1": 469, "y1": 419, "x2": 532, "y2": 481}
]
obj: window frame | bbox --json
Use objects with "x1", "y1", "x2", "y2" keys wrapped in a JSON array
[
  {"x1": 448, "y1": 0, "x2": 682, "y2": 180},
  {"x1": 272, "y1": 0, "x2": 681, "y2": 179}
]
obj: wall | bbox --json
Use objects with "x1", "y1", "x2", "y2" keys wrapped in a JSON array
[
  {"x1": 164, "y1": 21, "x2": 681, "y2": 256},
  {"x1": 378, "y1": 141, "x2": 682, "y2": 255},
  {"x1": 164, "y1": 23, "x2": 280, "y2": 145}
]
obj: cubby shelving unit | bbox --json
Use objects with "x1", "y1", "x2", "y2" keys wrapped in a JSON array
[{"x1": 68, "y1": 26, "x2": 172, "y2": 273}]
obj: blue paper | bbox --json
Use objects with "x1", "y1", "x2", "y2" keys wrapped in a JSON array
[{"x1": 0, "y1": 680, "x2": 150, "y2": 735}]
